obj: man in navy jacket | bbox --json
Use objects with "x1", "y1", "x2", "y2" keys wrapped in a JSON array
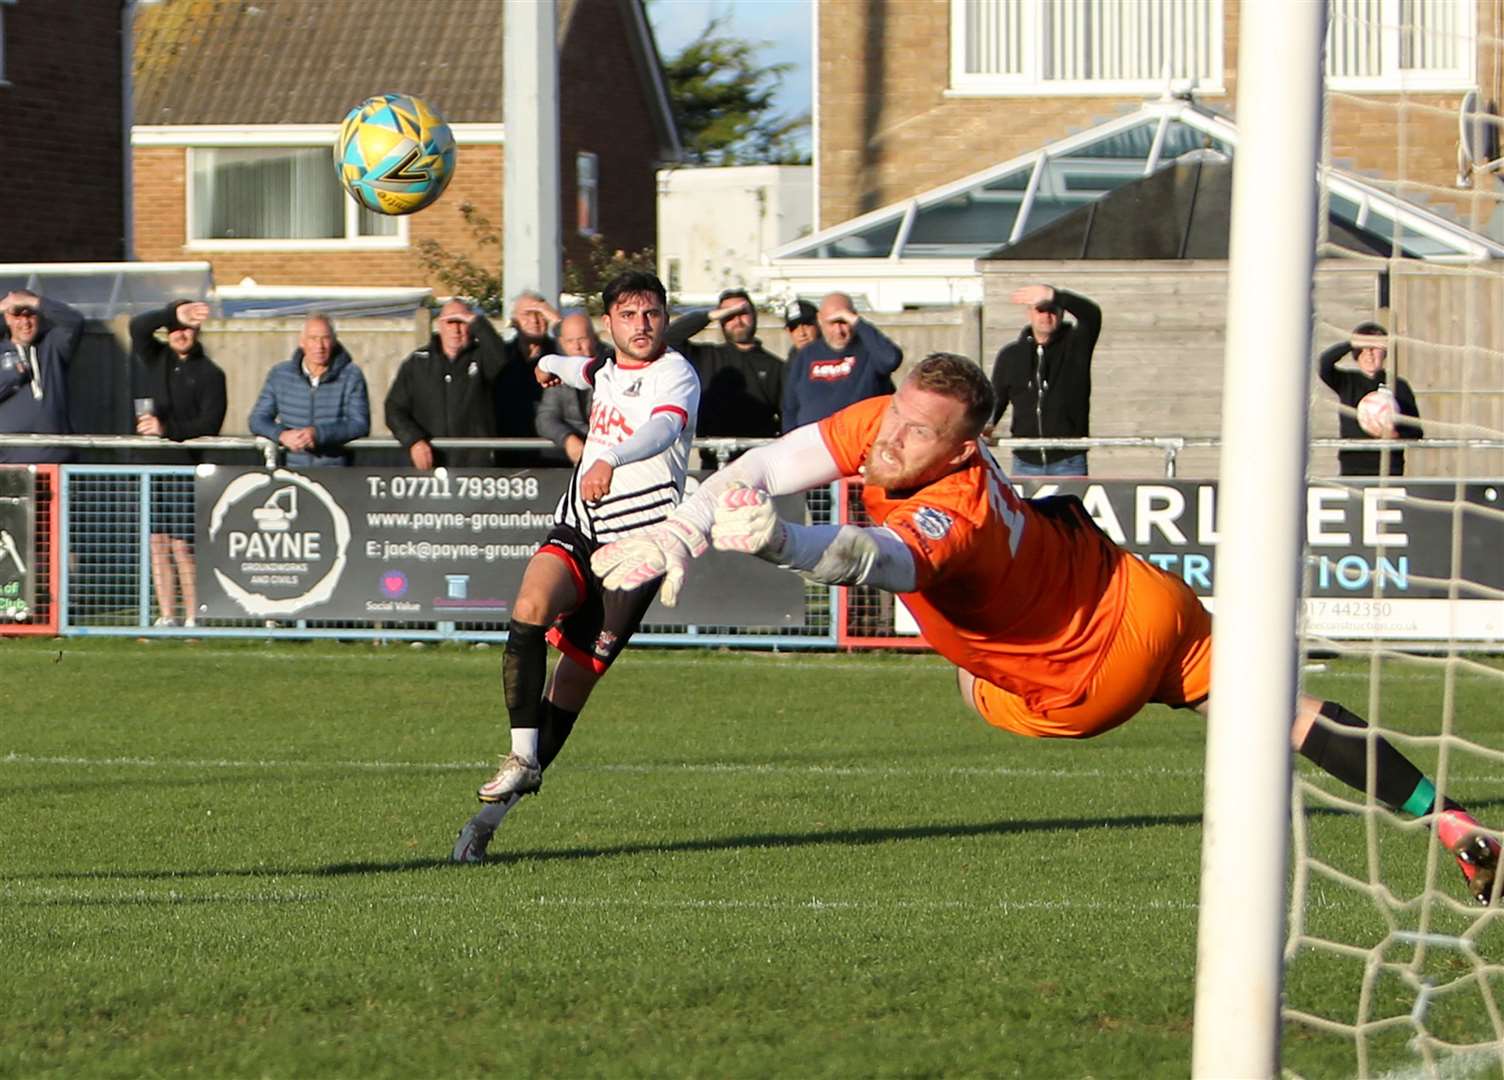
[
  {"x1": 0, "y1": 289, "x2": 85, "y2": 463},
  {"x1": 781, "y1": 292, "x2": 901, "y2": 432},
  {"x1": 248, "y1": 314, "x2": 370, "y2": 467}
]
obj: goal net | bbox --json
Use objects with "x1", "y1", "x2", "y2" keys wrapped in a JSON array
[{"x1": 1279, "y1": 2, "x2": 1504, "y2": 1076}]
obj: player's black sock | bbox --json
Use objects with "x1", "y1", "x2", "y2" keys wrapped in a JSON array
[
  {"x1": 1298, "y1": 700, "x2": 1461, "y2": 816},
  {"x1": 538, "y1": 699, "x2": 580, "y2": 771},
  {"x1": 501, "y1": 620, "x2": 549, "y2": 731}
]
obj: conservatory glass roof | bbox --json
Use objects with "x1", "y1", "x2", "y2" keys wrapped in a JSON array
[{"x1": 776, "y1": 98, "x2": 1504, "y2": 263}]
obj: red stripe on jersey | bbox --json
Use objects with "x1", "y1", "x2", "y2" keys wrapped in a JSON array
[{"x1": 652, "y1": 404, "x2": 688, "y2": 427}]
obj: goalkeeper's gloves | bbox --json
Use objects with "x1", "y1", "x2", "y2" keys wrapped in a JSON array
[
  {"x1": 589, "y1": 515, "x2": 708, "y2": 607},
  {"x1": 710, "y1": 483, "x2": 790, "y2": 563}
]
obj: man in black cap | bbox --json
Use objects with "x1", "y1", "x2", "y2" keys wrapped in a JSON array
[
  {"x1": 783, "y1": 299, "x2": 819, "y2": 361},
  {"x1": 665, "y1": 287, "x2": 784, "y2": 467}
]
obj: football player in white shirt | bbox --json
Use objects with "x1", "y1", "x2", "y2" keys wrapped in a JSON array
[{"x1": 453, "y1": 270, "x2": 701, "y2": 862}]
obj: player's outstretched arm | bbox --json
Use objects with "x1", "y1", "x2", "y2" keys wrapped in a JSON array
[
  {"x1": 588, "y1": 424, "x2": 847, "y2": 605},
  {"x1": 710, "y1": 484, "x2": 917, "y2": 592}
]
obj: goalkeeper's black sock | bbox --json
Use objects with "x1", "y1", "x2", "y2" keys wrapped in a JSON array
[
  {"x1": 1298, "y1": 700, "x2": 1461, "y2": 817},
  {"x1": 538, "y1": 699, "x2": 580, "y2": 772},
  {"x1": 502, "y1": 620, "x2": 549, "y2": 759}
]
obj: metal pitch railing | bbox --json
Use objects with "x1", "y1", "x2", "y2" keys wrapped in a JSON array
[{"x1": 4, "y1": 434, "x2": 1502, "y2": 645}]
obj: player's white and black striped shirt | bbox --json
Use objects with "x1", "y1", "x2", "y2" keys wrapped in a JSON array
[{"x1": 550, "y1": 348, "x2": 700, "y2": 543}]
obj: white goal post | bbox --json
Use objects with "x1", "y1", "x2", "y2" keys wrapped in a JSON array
[{"x1": 1190, "y1": 2, "x2": 1326, "y2": 1076}]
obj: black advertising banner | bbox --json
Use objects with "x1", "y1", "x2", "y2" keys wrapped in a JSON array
[
  {"x1": 1012, "y1": 478, "x2": 1504, "y2": 641},
  {"x1": 893, "y1": 478, "x2": 1503, "y2": 642},
  {"x1": 0, "y1": 468, "x2": 34, "y2": 622},
  {"x1": 195, "y1": 467, "x2": 806, "y2": 627}
]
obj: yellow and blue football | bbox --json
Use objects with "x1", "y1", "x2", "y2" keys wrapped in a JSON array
[{"x1": 335, "y1": 93, "x2": 457, "y2": 216}]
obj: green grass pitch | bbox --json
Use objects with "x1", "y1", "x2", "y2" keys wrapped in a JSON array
[{"x1": 3, "y1": 638, "x2": 1503, "y2": 1077}]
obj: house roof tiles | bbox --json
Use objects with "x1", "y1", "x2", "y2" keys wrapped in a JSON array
[{"x1": 133, "y1": 0, "x2": 565, "y2": 126}]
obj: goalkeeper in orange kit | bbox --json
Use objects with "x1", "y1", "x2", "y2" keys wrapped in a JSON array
[{"x1": 591, "y1": 352, "x2": 1500, "y2": 905}]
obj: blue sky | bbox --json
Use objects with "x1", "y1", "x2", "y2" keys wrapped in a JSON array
[{"x1": 645, "y1": 0, "x2": 814, "y2": 154}]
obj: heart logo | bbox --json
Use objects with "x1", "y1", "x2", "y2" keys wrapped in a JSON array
[{"x1": 381, "y1": 572, "x2": 407, "y2": 597}]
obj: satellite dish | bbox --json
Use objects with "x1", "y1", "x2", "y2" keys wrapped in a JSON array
[{"x1": 1457, "y1": 89, "x2": 1501, "y2": 188}]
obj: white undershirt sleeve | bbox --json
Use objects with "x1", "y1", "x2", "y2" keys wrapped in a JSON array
[
  {"x1": 769, "y1": 523, "x2": 917, "y2": 592},
  {"x1": 537, "y1": 354, "x2": 593, "y2": 390},
  {"x1": 674, "y1": 424, "x2": 845, "y2": 536},
  {"x1": 601, "y1": 411, "x2": 685, "y2": 468}
]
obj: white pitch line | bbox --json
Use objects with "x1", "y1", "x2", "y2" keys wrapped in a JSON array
[
  {"x1": 1374, "y1": 1046, "x2": 1504, "y2": 1080},
  {"x1": 0, "y1": 751, "x2": 1200, "y2": 781},
  {"x1": 13, "y1": 647, "x2": 1503, "y2": 682},
  {"x1": 13, "y1": 753, "x2": 1504, "y2": 789},
  {"x1": 11, "y1": 648, "x2": 958, "y2": 673},
  {"x1": 0, "y1": 884, "x2": 1199, "y2": 915}
]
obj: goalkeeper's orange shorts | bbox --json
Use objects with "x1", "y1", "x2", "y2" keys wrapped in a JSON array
[{"x1": 970, "y1": 554, "x2": 1213, "y2": 740}]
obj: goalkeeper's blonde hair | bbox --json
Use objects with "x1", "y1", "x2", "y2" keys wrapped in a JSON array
[{"x1": 907, "y1": 353, "x2": 995, "y2": 439}]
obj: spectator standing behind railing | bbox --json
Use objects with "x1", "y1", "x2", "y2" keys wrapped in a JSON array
[
  {"x1": 1318, "y1": 322, "x2": 1422, "y2": 477},
  {"x1": 989, "y1": 284, "x2": 1101, "y2": 478},
  {"x1": 248, "y1": 314, "x2": 369, "y2": 467},
  {"x1": 534, "y1": 311, "x2": 602, "y2": 465},
  {"x1": 665, "y1": 288, "x2": 784, "y2": 468},
  {"x1": 0, "y1": 289, "x2": 85, "y2": 464},
  {"x1": 385, "y1": 300, "x2": 509, "y2": 469},
  {"x1": 494, "y1": 290, "x2": 561, "y2": 466},
  {"x1": 783, "y1": 299, "x2": 819, "y2": 359},
  {"x1": 129, "y1": 299, "x2": 227, "y2": 628},
  {"x1": 781, "y1": 292, "x2": 902, "y2": 433}
]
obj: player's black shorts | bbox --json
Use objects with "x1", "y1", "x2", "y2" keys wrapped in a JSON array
[
  {"x1": 537, "y1": 523, "x2": 661, "y2": 674},
  {"x1": 149, "y1": 475, "x2": 195, "y2": 542}
]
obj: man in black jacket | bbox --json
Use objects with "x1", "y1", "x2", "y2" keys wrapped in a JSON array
[
  {"x1": 1318, "y1": 321, "x2": 1422, "y2": 477},
  {"x1": 990, "y1": 284, "x2": 1102, "y2": 476},
  {"x1": 665, "y1": 287, "x2": 783, "y2": 468},
  {"x1": 492, "y1": 291, "x2": 560, "y2": 466},
  {"x1": 0, "y1": 289, "x2": 85, "y2": 463},
  {"x1": 534, "y1": 311, "x2": 601, "y2": 465},
  {"x1": 129, "y1": 299, "x2": 228, "y2": 627},
  {"x1": 386, "y1": 300, "x2": 510, "y2": 469}
]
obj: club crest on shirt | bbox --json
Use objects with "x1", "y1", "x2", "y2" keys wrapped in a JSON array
[
  {"x1": 621, "y1": 378, "x2": 643, "y2": 397},
  {"x1": 593, "y1": 629, "x2": 618, "y2": 657},
  {"x1": 911, "y1": 506, "x2": 953, "y2": 540}
]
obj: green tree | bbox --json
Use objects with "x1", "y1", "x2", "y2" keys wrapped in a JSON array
[
  {"x1": 414, "y1": 204, "x2": 655, "y2": 315},
  {"x1": 659, "y1": 14, "x2": 810, "y2": 166}
]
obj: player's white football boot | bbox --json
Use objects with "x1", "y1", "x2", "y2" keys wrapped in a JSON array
[
  {"x1": 1438, "y1": 808, "x2": 1501, "y2": 905},
  {"x1": 451, "y1": 815, "x2": 497, "y2": 864},
  {"x1": 477, "y1": 752, "x2": 542, "y2": 803}
]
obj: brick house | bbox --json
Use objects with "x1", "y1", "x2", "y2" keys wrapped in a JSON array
[
  {"x1": 766, "y1": 0, "x2": 1501, "y2": 308},
  {"x1": 753, "y1": 0, "x2": 1504, "y2": 478},
  {"x1": 0, "y1": 1, "x2": 127, "y2": 262},
  {"x1": 812, "y1": 0, "x2": 1494, "y2": 231},
  {"x1": 130, "y1": 0, "x2": 679, "y2": 293}
]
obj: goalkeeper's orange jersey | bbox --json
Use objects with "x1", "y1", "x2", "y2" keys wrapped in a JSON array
[{"x1": 818, "y1": 395, "x2": 1130, "y2": 715}]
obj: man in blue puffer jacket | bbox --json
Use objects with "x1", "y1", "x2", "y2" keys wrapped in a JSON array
[{"x1": 248, "y1": 313, "x2": 370, "y2": 466}]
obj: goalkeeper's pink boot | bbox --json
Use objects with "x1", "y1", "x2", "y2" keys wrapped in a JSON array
[{"x1": 1437, "y1": 809, "x2": 1500, "y2": 905}]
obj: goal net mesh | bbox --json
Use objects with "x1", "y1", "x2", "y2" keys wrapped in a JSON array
[{"x1": 1283, "y1": 2, "x2": 1504, "y2": 1075}]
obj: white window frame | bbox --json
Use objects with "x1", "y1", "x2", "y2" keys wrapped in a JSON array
[
  {"x1": 0, "y1": 0, "x2": 17, "y2": 89},
  {"x1": 134, "y1": 124, "x2": 504, "y2": 252},
  {"x1": 184, "y1": 140, "x2": 405, "y2": 252},
  {"x1": 576, "y1": 151, "x2": 599, "y2": 237},
  {"x1": 1325, "y1": 0, "x2": 1475, "y2": 92},
  {"x1": 948, "y1": 0, "x2": 1226, "y2": 97}
]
